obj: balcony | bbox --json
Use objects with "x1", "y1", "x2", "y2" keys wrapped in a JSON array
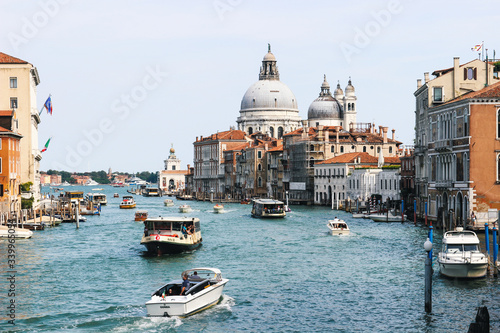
[
  {"x1": 434, "y1": 139, "x2": 451, "y2": 152},
  {"x1": 435, "y1": 180, "x2": 453, "y2": 189}
]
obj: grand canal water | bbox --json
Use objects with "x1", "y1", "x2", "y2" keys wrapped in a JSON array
[{"x1": 1, "y1": 185, "x2": 500, "y2": 332}]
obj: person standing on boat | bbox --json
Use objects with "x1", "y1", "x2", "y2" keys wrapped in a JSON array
[{"x1": 180, "y1": 274, "x2": 190, "y2": 295}]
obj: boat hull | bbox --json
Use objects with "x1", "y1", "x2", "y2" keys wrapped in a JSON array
[
  {"x1": 120, "y1": 204, "x2": 136, "y2": 209},
  {"x1": 438, "y1": 262, "x2": 488, "y2": 278},
  {"x1": 141, "y1": 234, "x2": 202, "y2": 255},
  {"x1": 329, "y1": 229, "x2": 350, "y2": 236},
  {"x1": 146, "y1": 280, "x2": 227, "y2": 317},
  {"x1": 369, "y1": 214, "x2": 406, "y2": 222}
]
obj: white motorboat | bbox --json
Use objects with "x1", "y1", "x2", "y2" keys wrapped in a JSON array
[
  {"x1": 351, "y1": 213, "x2": 367, "y2": 218},
  {"x1": 146, "y1": 267, "x2": 228, "y2": 317},
  {"x1": 438, "y1": 227, "x2": 488, "y2": 278},
  {"x1": 164, "y1": 199, "x2": 174, "y2": 207},
  {"x1": 368, "y1": 210, "x2": 406, "y2": 222},
  {"x1": 213, "y1": 204, "x2": 224, "y2": 213},
  {"x1": 327, "y1": 218, "x2": 350, "y2": 235},
  {"x1": 179, "y1": 204, "x2": 192, "y2": 213},
  {"x1": 0, "y1": 225, "x2": 33, "y2": 239},
  {"x1": 141, "y1": 217, "x2": 202, "y2": 255}
]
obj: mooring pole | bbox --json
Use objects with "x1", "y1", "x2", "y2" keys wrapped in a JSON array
[
  {"x1": 414, "y1": 199, "x2": 417, "y2": 225},
  {"x1": 424, "y1": 238, "x2": 432, "y2": 313},
  {"x1": 485, "y1": 222, "x2": 490, "y2": 258},
  {"x1": 429, "y1": 225, "x2": 433, "y2": 261},
  {"x1": 401, "y1": 199, "x2": 404, "y2": 223},
  {"x1": 425, "y1": 201, "x2": 428, "y2": 226},
  {"x1": 493, "y1": 224, "x2": 498, "y2": 277}
]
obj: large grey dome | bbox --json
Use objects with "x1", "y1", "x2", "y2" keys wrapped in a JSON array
[
  {"x1": 308, "y1": 75, "x2": 343, "y2": 120},
  {"x1": 240, "y1": 80, "x2": 299, "y2": 111},
  {"x1": 308, "y1": 95, "x2": 343, "y2": 119}
]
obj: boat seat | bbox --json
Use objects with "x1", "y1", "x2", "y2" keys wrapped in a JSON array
[{"x1": 185, "y1": 279, "x2": 210, "y2": 296}]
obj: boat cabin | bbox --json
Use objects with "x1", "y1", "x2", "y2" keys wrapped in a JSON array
[
  {"x1": 251, "y1": 199, "x2": 286, "y2": 218},
  {"x1": 135, "y1": 210, "x2": 148, "y2": 221},
  {"x1": 144, "y1": 217, "x2": 200, "y2": 237},
  {"x1": 63, "y1": 191, "x2": 84, "y2": 203}
]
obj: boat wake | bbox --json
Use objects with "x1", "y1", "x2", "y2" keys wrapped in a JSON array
[{"x1": 112, "y1": 316, "x2": 182, "y2": 332}]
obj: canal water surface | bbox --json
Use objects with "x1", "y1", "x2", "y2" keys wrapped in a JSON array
[{"x1": 1, "y1": 185, "x2": 499, "y2": 332}]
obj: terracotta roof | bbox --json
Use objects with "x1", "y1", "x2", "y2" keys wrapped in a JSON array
[
  {"x1": 318, "y1": 152, "x2": 378, "y2": 164},
  {"x1": 267, "y1": 144, "x2": 283, "y2": 152},
  {"x1": 198, "y1": 129, "x2": 247, "y2": 142},
  {"x1": 384, "y1": 156, "x2": 401, "y2": 164},
  {"x1": 0, "y1": 125, "x2": 10, "y2": 132},
  {"x1": 0, "y1": 52, "x2": 28, "y2": 64},
  {"x1": 443, "y1": 80, "x2": 500, "y2": 105},
  {"x1": 0, "y1": 110, "x2": 13, "y2": 117}
]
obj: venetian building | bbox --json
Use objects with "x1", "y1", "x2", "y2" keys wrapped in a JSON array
[
  {"x1": 343, "y1": 78, "x2": 357, "y2": 128},
  {"x1": 159, "y1": 145, "x2": 188, "y2": 193},
  {"x1": 236, "y1": 45, "x2": 302, "y2": 139}
]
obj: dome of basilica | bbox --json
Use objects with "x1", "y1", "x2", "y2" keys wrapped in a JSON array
[
  {"x1": 307, "y1": 75, "x2": 343, "y2": 120},
  {"x1": 240, "y1": 80, "x2": 299, "y2": 111}
]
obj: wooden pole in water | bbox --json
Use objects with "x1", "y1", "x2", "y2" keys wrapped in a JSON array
[
  {"x1": 76, "y1": 202, "x2": 80, "y2": 229},
  {"x1": 424, "y1": 238, "x2": 432, "y2": 313}
]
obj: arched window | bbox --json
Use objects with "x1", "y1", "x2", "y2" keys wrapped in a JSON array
[
  {"x1": 497, "y1": 109, "x2": 500, "y2": 139},
  {"x1": 248, "y1": 127, "x2": 253, "y2": 135},
  {"x1": 310, "y1": 144, "x2": 314, "y2": 152},
  {"x1": 258, "y1": 177, "x2": 262, "y2": 187},
  {"x1": 278, "y1": 127, "x2": 284, "y2": 139},
  {"x1": 340, "y1": 146, "x2": 344, "y2": 153},
  {"x1": 331, "y1": 146, "x2": 335, "y2": 153},
  {"x1": 258, "y1": 164, "x2": 262, "y2": 171},
  {"x1": 309, "y1": 157, "x2": 314, "y2": 168},
  {"x1": 352, "y1": 104, "x2": 355, "y2": 111},
  {"x1": 389, "y1": 147, "x2": 393, "y2": 154},
  {"x1": 363, "y1": 146, "x2": 366, "y2": 152},
  {"x1": 269, "y1": 127, "x2": 274, "y2": 138}
]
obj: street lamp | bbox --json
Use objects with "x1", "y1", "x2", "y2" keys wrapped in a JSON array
[{"x1": 424, "y1": 238, "x2": 432, "y2": 313}]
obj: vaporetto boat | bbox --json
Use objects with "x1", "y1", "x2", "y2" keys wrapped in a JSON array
[
  {"x1": 251, "y1": 199, "x2": 286, "y2": 218},
  {"x1": 146, "y1": 267, "x2": 228, "y2": 317},
  {"x1": 437, "y1": 227, "x2": 488, "y2": 278},
  {"x1": 140, "y1": 217, "x2": 202, "y2": 255}
]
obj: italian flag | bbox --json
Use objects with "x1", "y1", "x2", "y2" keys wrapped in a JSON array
[{"x1": 41, "y1": 137, "x2": 51, "y2": 153}]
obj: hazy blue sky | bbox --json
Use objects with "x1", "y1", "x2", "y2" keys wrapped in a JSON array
[{"x1": 1, "y1": 0, "x2": 498, "y2": 173}]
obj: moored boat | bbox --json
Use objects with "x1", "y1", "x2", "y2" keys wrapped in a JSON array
[
  {"x1": 437, "y1": 227, "x2": 488, "y2": 278},
  {"x1": 164, "y1": 199, "x2": 174, "y2": 207},
  {"x1": 0, "y1": 225, "x2": 33, "y2": 239},
  {"x1": 179, "y1": 204, "x2": 192, "y2": 213},
  {"x1": 88, "y1": 192, "x2": 107, "y2": 206},
  {"x1": 141, "y1": 217, "x2": 202, "y2": 255},
  {"x1": 327, "y1": 218, "x2": 350, "y2": 235},
  {"x1": 368, "y1": 210, "x2": 406, "y2": 222},
  {"x1": 146, "y1": 267, "x2": 228, "y2": 317},
  {"x1": 213, "y1": 204, "x2": 224, "y2": 213},
  {"x1": 251, "y1": 199, "x2": 286, "y2": 218},
  {"x1": 135, "y1": 210, "x2": 148, "y2": 222},
  {"x1": 120, "y1": 196, "x2": 136, "y2": 209}
]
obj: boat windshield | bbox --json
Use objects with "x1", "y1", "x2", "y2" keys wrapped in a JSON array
[
  {"x1": 464, "y1": 244, "x2": 479, "y2": 252},
  {"x1": 446, "y1": 244, "x2": 479, "y2": 252}
]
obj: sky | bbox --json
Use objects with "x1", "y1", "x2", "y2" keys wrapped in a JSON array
[{"x1": 1, "y1": 0, "x2": 499, "y2": 173}]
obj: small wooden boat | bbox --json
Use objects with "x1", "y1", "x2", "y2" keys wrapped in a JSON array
[
  {"x1": 113, "y1": 193, "x2": 119, "y2": 198},
  {"x1": 0, "y1": 225, "x2": 33, "y2": 239},
  {"x1": 135, "y1": 210, "x2": 148, "y2": 222}
]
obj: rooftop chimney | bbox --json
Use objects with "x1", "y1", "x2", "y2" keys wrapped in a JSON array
[
  {"x1": 417, "y1": 79, "x2": 422, "y2": 89},
  {"x1": 453, "y1": 57, "x2": 460, "y2": 99},
  {"x1": 424, "y1": 72, "x2": 429, "y2": 83},
  {"x1": 382, "y1": 127, "x2": 388, "y2": 143},
  {"x1": 379, "y1": 126, "x2": 383, "y2": 137},
  {"x1": 392, "y1": 129, "x2": 395, "y2": 141}
]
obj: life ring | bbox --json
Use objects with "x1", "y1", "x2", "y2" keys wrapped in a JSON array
[{"x1": 156, "y1": 235, "x2": 160, "y2": 240}]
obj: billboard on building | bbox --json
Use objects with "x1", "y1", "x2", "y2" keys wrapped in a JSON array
[{"x1": 290, "y1": 182, "x2": 306, "y2": 190}]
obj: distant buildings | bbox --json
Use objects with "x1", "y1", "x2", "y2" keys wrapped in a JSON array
[
  {"x1": 0, "y1": 52, "x2": 42, "y2": 214},
  {"x1": 190, "y1": 46, "x2": 402, "y2": 204},
  {"x1": 159, "y1": 145, "x2": 189, "y2": 193}
]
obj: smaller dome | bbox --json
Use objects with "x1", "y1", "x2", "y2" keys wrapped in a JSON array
[
  {"x1": 345, "y1": 78, "x2": 355, "y2": 96},
  {"x1": 334, "y1": 83, "x2": 343, "y2": 97},
  {"x1": 321, "y1": 74, "x2": 330, "y2": 90},
  {"x1": 263, "y1": 51, "x2": 276, "y2": 61}
]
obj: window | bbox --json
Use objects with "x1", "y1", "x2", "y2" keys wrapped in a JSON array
[
  {"x1": 10, "y1": 77, "x2": 17, "y2": 88},
  {"x1": 269, "y1": 127, "x2": 274, "y2": 138},
  {"x1": 10, "y1": 98, "x2": 18, "y2": 109},
  {"x1": 0, "y1": 157, "x2": 2, "y2": 173},
  {"x1": 278, "y1": 127, "x2": 284, "y2": 139},
  {"x1": 433, "y1": 87, "x2": 443, "y2": 103},
  {"x1": 363, "y1": 146, "x2": 366, "y2": 152},
  {"x1": 0, "y1": 184, "x2": 3, "y2": 197},
  {"x1": 331, "y1": 146, "x2": 335, "y2": 153},
  {"x1": 464, "y1": 67, "x2": 477, "y2": 80},
  {"x1": 258, "y1": 177, "x2": 262, "y2": 187},
  {"x1": 389, "y1": 147, "x2": 392, "y2": 154},
  {"x1": 248, "y1": 127, "x2": 253, "y2": 135},
  {"x1": 340, "y1": 146, "x2": 344, "y2": 153},
  {"x1": 172, "y1": 166, "x2": 176, "y2": 170},
  {"x1": 258, "y1": 151, "x2": 262, "y2": 159},
  {"x1": 497, "y1": 109, "x2": 500, "y2": 139}
]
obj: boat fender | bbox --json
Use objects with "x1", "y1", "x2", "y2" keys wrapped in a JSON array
[{"x1": 156, "y1": 235, "x2": 160, "y2": 240}]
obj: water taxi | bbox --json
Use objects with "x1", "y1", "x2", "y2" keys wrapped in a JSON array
[
  {"x1": 141, "y1": 217, "x2": 202, "y2": 255},
  {"x1": 213, "y1": 204, "x2": 224, "y2": 213},
  {"x1": 113, "y1": 193, "x2": 119, "y2": 198},
  {"x1": 437, "y1": 227, "x2": 488, "y2": 278},
  {"x1": 251, "y1": 199, "x2": 286, "y2": 218},
  {"x1": 120, "y1": 196, "x2": 136, "y2": 209},
  {"x1": 135, "y1": 210, "x2": 148, "y2": 222},
  {"x1": 143, "y1": 187, "x2": 160, "y2": 197},
  {"x1": 179, "y1": 204, "x2": 192, "y2": 213},
  {"x1": 87, "y1": 193, "x2": 107, "y2": 206},
  {"x1": 327, "y1": 218, "x2": 350, "y2": 235},
  {"x1": 164, "y1": 199, "x2": 174, "y2": 207},
  {"x1": 146, "y1": 267, "x2": 228, "y2": 317}
]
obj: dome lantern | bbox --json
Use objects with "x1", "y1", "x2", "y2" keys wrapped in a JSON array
[{"x1": 259, "y1": 44, "x2": 279, "y2": 80}]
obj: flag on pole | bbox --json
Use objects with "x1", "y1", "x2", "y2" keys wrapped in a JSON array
[
  {"x1": 472, "y1": 43, "x2": 483, "y2": 52},
  {"x1": 41, "y1": 137, "x2": 51, "y2": 153},
  {"x1": 44, "y1": 96, "x2": 52, "y2": 115}
]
